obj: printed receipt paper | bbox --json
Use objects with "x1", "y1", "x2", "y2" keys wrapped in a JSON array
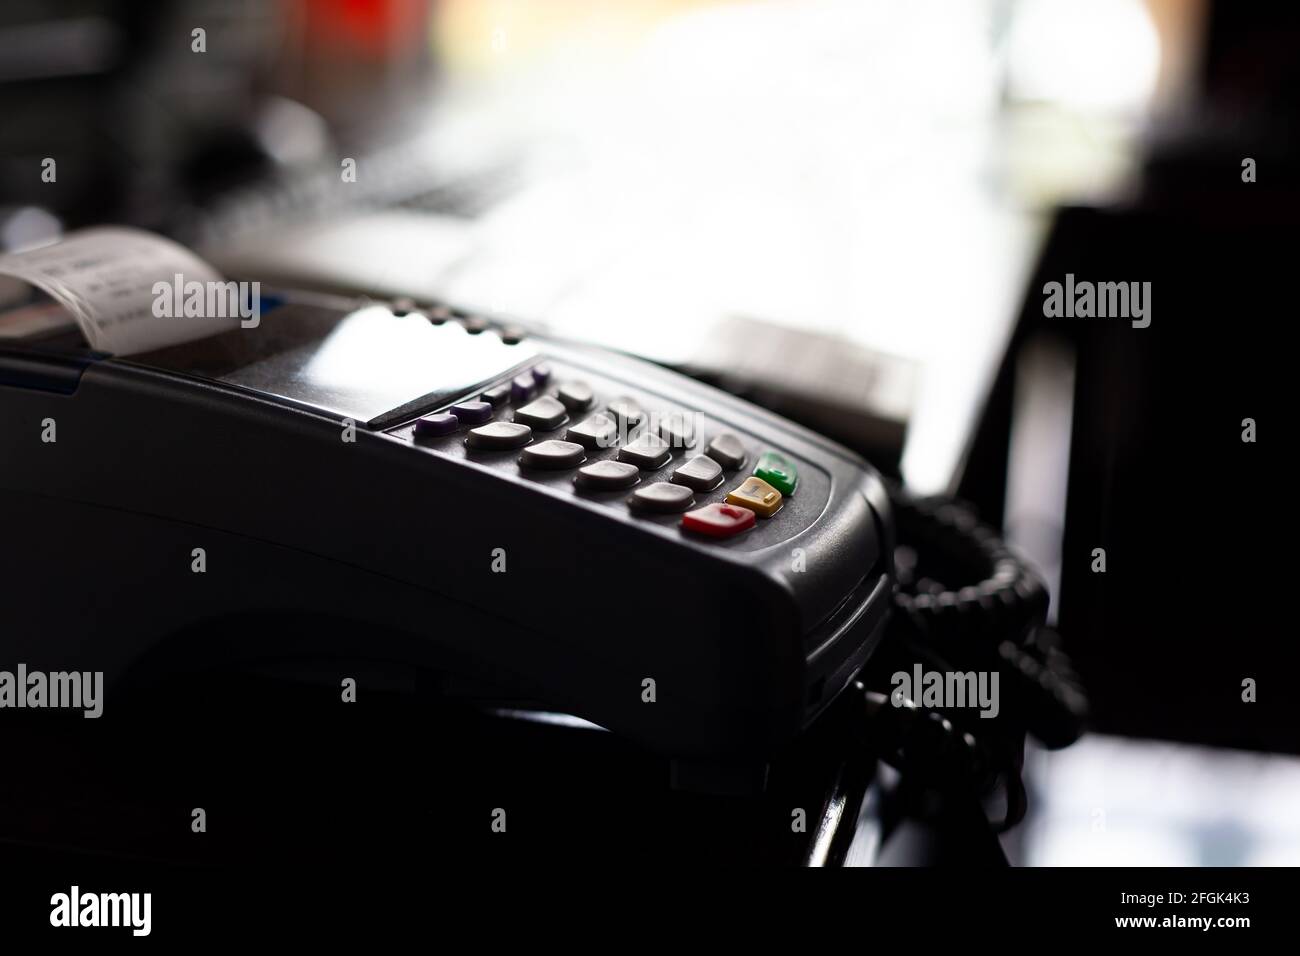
[{"x1": 0, "y1": 227, "x2": 240, "y2": 355}]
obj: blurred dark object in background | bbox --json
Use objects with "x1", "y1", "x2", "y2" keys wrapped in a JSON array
[
  {"x1": 960, "y1": 1, "x2": 1296, "y2": 754},
  {"x1": 0, "y1": 0, "x2": 435, "y2": 246},
  {"x1": 2, "y1": 1, "x2": 281, "y2": 237}
]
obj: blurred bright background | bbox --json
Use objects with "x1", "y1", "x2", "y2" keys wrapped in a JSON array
[
  {"x1": 245, "y1": 0, "x2": 1205, "y2": 494},
  {"x1": 1024, "y1": 736, "x2": 1300, "y2": 866},
  {"x1": 3, "y1": 0, "x2": 1207, "y2": 495}
]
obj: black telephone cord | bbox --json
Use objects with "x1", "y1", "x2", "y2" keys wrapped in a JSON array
[{"x1": 860, "y1": 482, "x2": 1089, "y2": 828}]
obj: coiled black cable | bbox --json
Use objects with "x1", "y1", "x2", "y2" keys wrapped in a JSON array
[{"x1": 860, "y1": 482, "x2": 1088, "y2": 829}]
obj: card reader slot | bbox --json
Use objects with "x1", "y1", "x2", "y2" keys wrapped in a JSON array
[{"x1": 802, "y1": 570, "x2": 892, "y2": 714}]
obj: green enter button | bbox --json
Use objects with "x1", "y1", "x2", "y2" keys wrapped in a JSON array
[{"x1": 754, "y1": 451, "x2": 798, "y2": 496}]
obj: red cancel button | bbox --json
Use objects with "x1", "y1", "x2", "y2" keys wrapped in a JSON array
[{"x1": 681, "y1": 502, "x2": 756, "y2": 538}]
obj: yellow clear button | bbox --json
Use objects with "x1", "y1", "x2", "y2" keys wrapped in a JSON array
[{"x1": 724, "y1": 475, "x2": 783, "y2": 518}]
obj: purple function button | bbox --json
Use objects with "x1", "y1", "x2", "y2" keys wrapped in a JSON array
[
  {"x1": 413, "y1": 412, "x2": 459, "y2": 438},
  {"x1": 511, "y1": 373, "x2": 537, "y2": 403},
  {"x1": 449, "y1": 401, "x2": 493, "y2": 426},
  {"x1": 531, "y1": 362, "x2": 552, "y2": 385}
]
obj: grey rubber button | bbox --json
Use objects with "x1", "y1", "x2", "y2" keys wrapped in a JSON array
[
  {"x1": 628, "y1": 481, "x2": 695, "y2": 514},
  {"x1": 575, "y1": 459, "x2": 640, "y2": 490},
  {"x1": 704, "y1": 432, "x2": 746, "y2": 470},
  {"x1": 618, "y1": 433, "x2": 671, "y2": 470},
  {"x1": 670, "y1": 454, "x2": 723, "y2": 491},
  {"x1": 607, "y1": 397, "x2": 644, "y2": 430},
  {"x1": 514, "y1": 395, "x2": 568, "y2": 431},
  {"x1": 567, "y1": 413, "x2": 620, "y2": 449},
  {"x1": 519, "y1": 439, "x2": 585, "y2": 469},
  {"x1": 658, "y1": 411, "x2": 697, "y2": 449},
  {"x1": 466, "y1": 421, "x2": 533, "y2": 450},
  {"x1": 557, "y1": 380, "x2": 595, "y2": 412}
]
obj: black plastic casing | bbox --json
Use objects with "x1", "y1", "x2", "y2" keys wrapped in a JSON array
[{"x1": 0, "y1": 331, "x2": 893, "y2": 761}]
